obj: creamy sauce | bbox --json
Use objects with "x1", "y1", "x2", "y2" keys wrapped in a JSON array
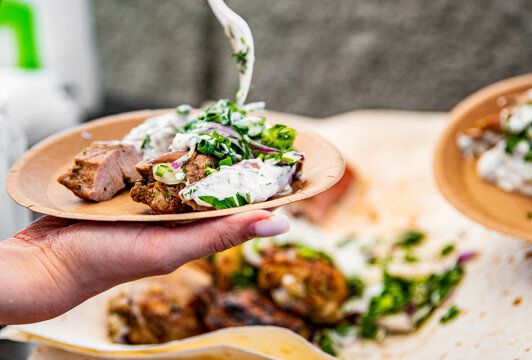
[
  {"x1": 180, "y1": 158, "x2": 296, "y2": 207},
  {"x1": 207, "y1": 0, "x2": 255, "y2": 105},
  {"x1": 477, "y1": 140, "x2": 532, "y2": 196},
  {"x1": 123, "y1": 112, "x2": 190, "y2": 159},
  {"x1": 459, "y1": 92, "x2": 532, "y2": 196}
]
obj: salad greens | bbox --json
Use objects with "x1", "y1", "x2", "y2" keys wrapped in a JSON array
[
  {"x1": 199, "y1": 193, "x2": 249, "y2": 209},
  {"x1": 177, "y1": 99, "x2": 301, "y2": 171}
]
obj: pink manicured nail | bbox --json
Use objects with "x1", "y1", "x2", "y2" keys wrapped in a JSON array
[{"x1": 250, "y1": 215, "x2": 290, "y2": 238}]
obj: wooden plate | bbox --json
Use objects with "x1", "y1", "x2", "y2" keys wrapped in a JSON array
[
  {"x1": 434, "y1": 73, "x2": 532, "y2": 241},
  {"x1": 7, "y1": 110, "x2": 345, "y2": 222}
]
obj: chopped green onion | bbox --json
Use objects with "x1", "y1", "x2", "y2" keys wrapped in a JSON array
[
  {"x1": 440, "y1": 304, "x2": 460, "y2": 323},
  {"x1": 141, "y1": 135, "x2": 151, "y2": 149},
  {"x1": 218, "y1": 157, "x2": 233, "y2": 167},
  {"x1": 397, "y1": 230, "x2": 425, "y2": 248},
  {"x1": 441, "y1": 243, "x2": 455, "y2": 256}
]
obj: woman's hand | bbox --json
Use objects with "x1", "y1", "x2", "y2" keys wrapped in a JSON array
[{"x1": 0, "y1": 210, "x2": 289, "y2": 325}]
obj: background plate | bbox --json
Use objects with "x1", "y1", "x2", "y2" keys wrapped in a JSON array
[{"x1": 434, "y1": 73, "x2": 532, "y2": 241}]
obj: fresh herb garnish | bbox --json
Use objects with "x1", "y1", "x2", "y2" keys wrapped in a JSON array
[
  {"x1": 346, "y1": 275, "x2": 365, "y2": 297},
  {"x1": 439, "y1": 304, "x2": 460, "y2": 323},
  {"x1": 82, "y1": 147, "x2": 87, "y2": 155},
  {"x1": 293, "y1": 244, "x2": 333, "y2": 263},
  {"x1": 141, "y1": 135, "x2": 151, "y2": 149},
  {"x1": 397, "y1": 230, "x2": 425, "y2": 248},
  {"x1": 317, "y1": 331, "x2": 336, "y2": 356},
  {"x1": 261, "y1": 124, "x2": 297, "y2": 150},
  {"x1": 360, "y1": 266, "x2": 464, "y2": 339},
  {"x1": 229, "y1": 263, "x2": 258, "y2": 288},
  {"x1": 441, "y1": 243, "x2": 455, "y2": 256},
  {"x1": 199, "y1": 193, "x2": 249, "y2": 209},
  {"x1": 231, "y1": 48, "x2": 249, "y2": 74},
  {"x1": 404, "y1": 253, "x2": 419, "y2": 262}
]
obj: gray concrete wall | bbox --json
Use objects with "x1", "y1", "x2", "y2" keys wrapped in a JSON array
[{"x1": 92, "y1": 0, "x2": 532, "y2": 118}]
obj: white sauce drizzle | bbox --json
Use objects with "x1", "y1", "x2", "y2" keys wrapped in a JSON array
[
  {"x1": 477, "y1": 139, "x2": 532, "y2": 196},
  {"x1": 123, "y1": 112, "x2": 190, "y2": 159},
  {"x1": 207, "y1": 0, "x2": 255, "y2": 105},
  {"x1": 180, "y1": 158, "x2": 296, "y2": 207}
]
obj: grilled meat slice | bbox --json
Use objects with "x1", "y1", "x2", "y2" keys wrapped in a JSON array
[
  {"x1": 145, "y1": 181, "x2": 188, "y2": 214},
  {"x1": 58, "y1": 141, "x2": 142, "y2": 202},
  {"x1": 130, "y1": 151, "x2": 217, "y2": 214},
  {"x1": 201, "y1": 288, "x2": 309, "y2": 338},
  {"x1": 258, "y1": 247, "x2": 349, "y2": 324},
  {"x1": 108, "y1": 286, "x2": 204, "y2": 344}
]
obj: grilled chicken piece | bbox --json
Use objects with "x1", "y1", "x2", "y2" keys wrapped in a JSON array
[
  {"x1": 201, "y1": 288, "x2": 310, "y2": 338},
  {"x1": 130, "y1": 151, "x2": 217, "y2": 214},
  {"x1": 108, "y1": 286, "x2": 204, "y2": 344},
  {"x1": 258, "y1": 247, "x2": 349, "y2": 324},
  {"x1": 58, "y1": 141, "x2": 142, "y2": 202}
]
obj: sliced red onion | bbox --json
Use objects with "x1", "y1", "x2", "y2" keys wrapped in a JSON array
[
  {"x1": 248, "y1": 139, "x2": 281, "y2": 153},
  {"x1": 405, "y1": 302, "x2": 417, "y2": 315},
  {"x1": 457, "y1": 251, "x2": 477, "y2": 265},
  {"x1": 171, "y1": 147, "x2": 195, "y2": 169}
]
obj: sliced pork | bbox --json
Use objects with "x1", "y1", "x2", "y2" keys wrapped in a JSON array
[{"x1": 58, "y1": 141, "x2": 142, "y2": 202}]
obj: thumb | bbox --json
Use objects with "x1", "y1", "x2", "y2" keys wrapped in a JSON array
[{"x1": 172, "y1": 210, "x2": 290, "y2": 263}]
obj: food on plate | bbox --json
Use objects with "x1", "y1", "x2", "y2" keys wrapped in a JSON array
[
  {"x1": 130, "y1": 99, "x2": 304, "y2": 213},
  {"x1": 57, "y1": 141, "x2": 142, "y2": 201},
  {"x1": 106, "y1": 211, "x2": 475, "y2": 355},
  {"x1": 457, "y1": 88, "x2": 532, "y2": 196},
  {"x1": 58, "y1": 100, "x2": 304, "y2": 213}
]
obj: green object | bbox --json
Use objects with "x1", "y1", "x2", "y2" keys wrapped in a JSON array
[
  {"x1": 293, "y1": 244, "x2": 333, "y2": 263},
  {"x1": 0, "y1": 0, "x2": 41, "y2": 69},
  {"x1": 261, "y1": 124, "x2": 297, "y2": 150},
  {"x1": 199, "y1": 193, "x2": 249, "y2": 209},
  {"x1": 317, "y1": 331, "x2": 336, "y2": 356},
  {"x1": 397, "y1": 230, "x2": 426, "y2": 248},
  {"x1": 218, "y1": 156, "x2": 233, "y2": 167},
  {"x1": 141, "y1": 135, "x2": 151, "y2": 149},
  {"x1": 441, "y1": 243, "x2": 455, "y2": 256},
  {"x1": 229, "y1": 263, "x2": 257, "y2": 288},
  {"x1": 346, "y1": 275, "x2": 365, "y2": 297},
  {"x1": 440, "y1": 304, "x2": 460, "y2": 323}
]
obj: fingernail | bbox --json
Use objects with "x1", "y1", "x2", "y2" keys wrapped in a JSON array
[{"x1": 249, "y1": 215, "x2": 290, "y2": 238}]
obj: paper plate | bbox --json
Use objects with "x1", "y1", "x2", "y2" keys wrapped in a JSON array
[
  {"x1": 434, "y1": 73, "x2": 532, "y2": 241},
  {"x1": 6, "y1": 110, "x2": 345, "y2": 222}
]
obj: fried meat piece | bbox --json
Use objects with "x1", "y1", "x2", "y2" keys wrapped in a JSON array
[
  {"x1": 108, "y1": 286, "x2": 204, "y2": 344},
  {"x1": 201, "y1": 288, "x2": 310, "y2": 338},
  {"x1": 130, "y1": 151, "x2": 217, "y2": 214},
  {"x1": 58, "y1": 141, "x2": 142, "y2": 201},
  {"x1": 258, "y1": 247, "x2": 348, "y2": 324}
]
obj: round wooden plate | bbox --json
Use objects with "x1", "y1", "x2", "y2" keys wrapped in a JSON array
[
  {"x1": 7, "y1": 110, "x2": 345, "y2": 222},
  {"x1": 434, "y1": 73, "x2": 532, "y2": 241}
]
